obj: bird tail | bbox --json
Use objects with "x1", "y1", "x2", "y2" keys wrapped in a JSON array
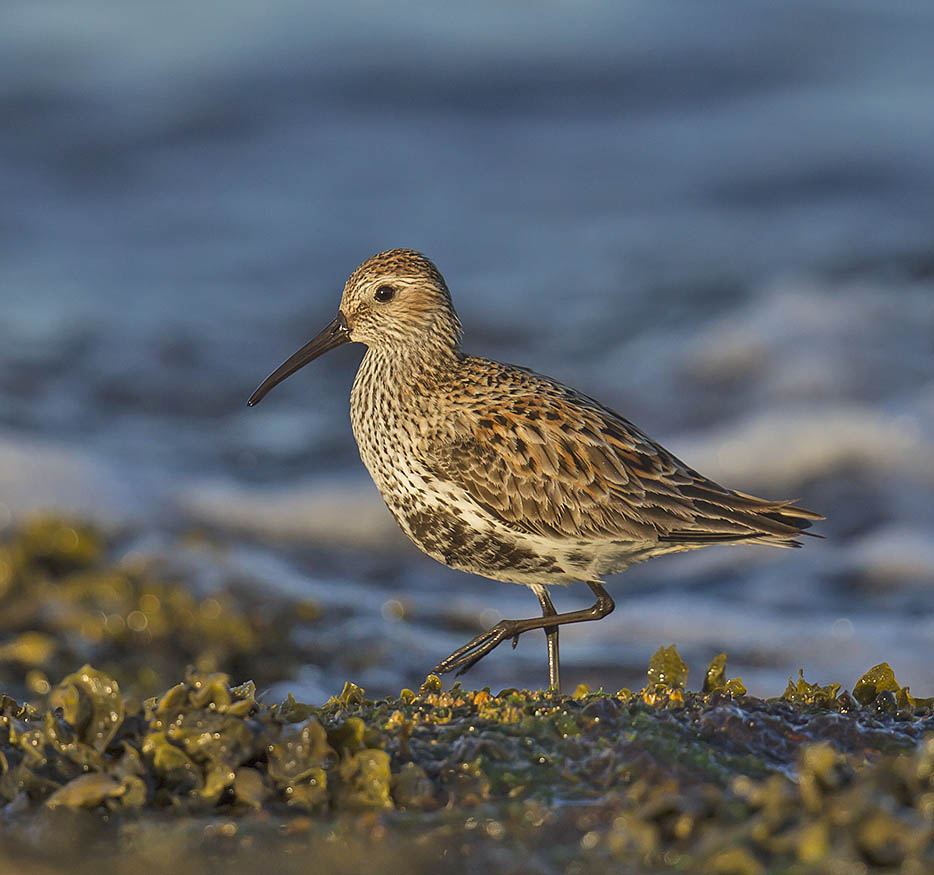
[{"x1": 658, "y1": 489, "x2": 824, "y2": 548}]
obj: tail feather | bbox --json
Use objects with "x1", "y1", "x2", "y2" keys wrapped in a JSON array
[{"x1": 658, "y1": 488, "x2": 823, "y2": 548}]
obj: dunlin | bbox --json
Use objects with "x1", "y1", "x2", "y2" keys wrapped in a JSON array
[{"x1": 248, "y1": 249, "x2": 821, "y2": 691}]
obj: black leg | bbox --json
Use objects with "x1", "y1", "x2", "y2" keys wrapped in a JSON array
[
  {"x1": 432, "y1": 582, "x2": 615, "y2": 680},
  {"x1": 533, "y1": 587, "x2": 561, "y2": 692}
]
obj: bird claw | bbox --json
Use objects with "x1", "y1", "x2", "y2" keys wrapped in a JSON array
[{"x1": 431, "y1": 619, "x2": 522, "y2": 677}]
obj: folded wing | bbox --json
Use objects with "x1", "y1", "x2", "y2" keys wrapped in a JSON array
[{"x1": 426, "y1": 361, "x2": 822, "y2": 547}]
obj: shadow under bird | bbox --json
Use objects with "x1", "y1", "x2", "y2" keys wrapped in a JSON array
[{"x1": 248, "y1": 249, "x2": 822, "y2": 691}]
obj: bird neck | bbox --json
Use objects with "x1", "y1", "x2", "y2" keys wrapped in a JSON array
[{"x1": 360, "y1": 322, "x2": 462, "y2": 399}]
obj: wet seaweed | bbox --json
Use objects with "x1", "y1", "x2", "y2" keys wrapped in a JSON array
[
  {"x1": 0, "y1": 516, "x2": 321, "y2": 704},
  {"x1": 0, "y1": 651, "x2": 932, "y2": 871},
  {"x1": 3, "y1": 517, "x2": 934, "y2": 872}
]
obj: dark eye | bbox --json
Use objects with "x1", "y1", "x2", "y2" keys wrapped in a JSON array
[{"x1": 374, "y1": 285, "x2": 395, "y2": 303}]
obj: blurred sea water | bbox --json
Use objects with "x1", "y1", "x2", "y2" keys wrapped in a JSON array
[{"x1": 1, "y1": 0, "x2": 933, "y2": 697}]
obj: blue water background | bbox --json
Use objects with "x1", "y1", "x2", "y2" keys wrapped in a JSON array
[{"x1": 1, "y1": 0, "x2": 933, "y2": 697}]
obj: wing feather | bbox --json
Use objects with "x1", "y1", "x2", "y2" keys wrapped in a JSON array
[{"x1": 425, "y1": 358, "x2": 822, "y2": 546}]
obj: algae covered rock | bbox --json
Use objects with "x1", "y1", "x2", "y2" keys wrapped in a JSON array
[
  {"x1": 49, "y1": 665, "x2": 125, "y2": 754},
  {"x1": 3, "y1": 516, "x2": 934, "y2": 872},
  {"x1": 333, "y1": 748, "x2": 392, "y2": 810},
  {"x1": 0, "y1": 516, "x2": 323, "y2": 706},
  {"x1": 267, "y1": 717, "x2": 332, "y2": 811},
  {"x1": 45, "y1": 773, "x2": 125, "y2": 809},
  {"x1": 0, "y1": 652, "x2": 933, "y2": 872}
]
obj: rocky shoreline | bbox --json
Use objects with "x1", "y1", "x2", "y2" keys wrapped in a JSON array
[{"x1": 2, "y1": 518, "x2": 933, "y2": 872}]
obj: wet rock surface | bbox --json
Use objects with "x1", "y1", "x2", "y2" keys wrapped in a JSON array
[{"x1": 2, "y1": 518, "x2": 934, "y2": 873}]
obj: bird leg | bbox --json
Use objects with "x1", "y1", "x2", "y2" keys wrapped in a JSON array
[
  {"x1": 533, "y1": 586, "x2": 561, "y2": 692},
  {"x1": 431, "y1": 582, "x2": 614, "y2": 682}
]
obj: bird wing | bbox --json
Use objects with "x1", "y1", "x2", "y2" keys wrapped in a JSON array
[{"x1": 424, "y1": 360, "x2": 821, "y2": 545}]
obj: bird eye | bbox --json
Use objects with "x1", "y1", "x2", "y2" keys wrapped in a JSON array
[{"x1": 374, "y1": 285, "x2": 395, "y2": 303}]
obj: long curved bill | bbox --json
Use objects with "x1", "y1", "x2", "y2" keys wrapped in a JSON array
[{"x1": 247, "y1": 313, "x2": 350, "y2": 406}]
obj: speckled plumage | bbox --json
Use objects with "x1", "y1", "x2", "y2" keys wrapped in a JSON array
[{"x1": 249, "y1": 248, "x2": 822, "y2": 689}]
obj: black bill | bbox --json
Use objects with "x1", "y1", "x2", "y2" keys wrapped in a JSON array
[{"x1": 247, "y1": 313, "x2": 350, "y2": 406}]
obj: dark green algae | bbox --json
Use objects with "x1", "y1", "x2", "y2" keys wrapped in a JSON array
[
  {"x1": 0, "y1": 516, "x2": 322, "y2": 705},
  {"x1": 3, "y1": 519, "x2": 934, "y2": 872},
  {"x1": 2, "y1": 655, "x2": 934, "y2": 871}
]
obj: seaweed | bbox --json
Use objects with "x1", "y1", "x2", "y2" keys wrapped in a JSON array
[
  {"x1": 0, "y1": 516, "x2": 320, "y2": 704},
  {"x1": 0, "y1": 650, "x2": 932, "y2": 871},
  {"x1": 3, "y1": 517, "x2": 934, "y2": 872}
]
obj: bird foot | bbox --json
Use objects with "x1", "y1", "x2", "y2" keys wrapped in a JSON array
[{"x1": 432, "y1": 619, "x2": 523, "y2": 677}]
